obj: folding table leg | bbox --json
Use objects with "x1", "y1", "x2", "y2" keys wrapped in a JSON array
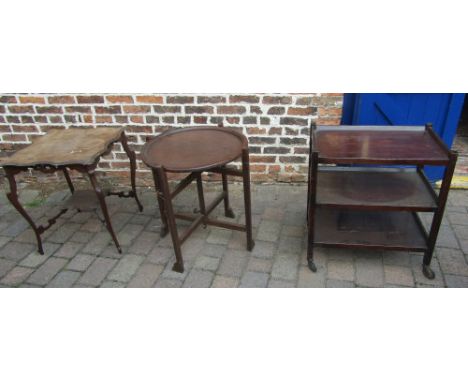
[
  {"x1": 242, "y1": 149, "x2": 255, "y2": 251},
  {"x1": 221, "y1": 167, "x2": 235, "y2": 218},
  {"x1": 151, "y1": 168, "x2": 169, "y2": 237},
  {"x1": 4, "y1": 167, "x2": 44, "y2": 255},
  {"x1": 88, "y1": 170, "x2": 122, "y2": 253},
  {"x1": 195, "y1": 172, "x2": 207, "y2": 226},
  {"x1": 156, "y1": 167, "x2": 185, "y2": 273}
]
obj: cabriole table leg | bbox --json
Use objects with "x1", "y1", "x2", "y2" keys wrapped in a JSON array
[
  {"x1": 88, "y1": 169, "x2": 122, "y2": 253},
  {"x1": 4, "y1": 167, "x2": 44, "y2": 254},
  {"x1": 121, "y1": 132, "x2": 143, "y2": 212}
]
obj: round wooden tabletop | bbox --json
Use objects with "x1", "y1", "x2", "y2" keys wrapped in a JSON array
[{"x1": 141, "y1": 126, "x2": 248, "y2": 172}]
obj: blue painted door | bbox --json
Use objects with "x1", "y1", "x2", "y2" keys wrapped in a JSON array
[{"x1": 341, "y1": 93, "x2": 465, "y2": 182}]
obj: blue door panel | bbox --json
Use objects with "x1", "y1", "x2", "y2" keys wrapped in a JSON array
[{"x1": 341, "y1": 93, "x2": 465, "y2": 182}]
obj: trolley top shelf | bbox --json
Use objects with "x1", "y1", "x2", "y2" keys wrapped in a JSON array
[{"x1": 312, "y1": 125, "x2": 452, "y2": 165}]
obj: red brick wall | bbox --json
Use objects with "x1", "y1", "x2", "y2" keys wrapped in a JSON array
[{"x1": 0, "y1": 93, "x2": 343, "y2": 183}]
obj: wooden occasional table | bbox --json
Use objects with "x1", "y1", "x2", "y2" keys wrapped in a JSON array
[
  {"x1": 307, "y1": 123, "x2": 457, "y2": 279},
  {"x1": 141, "y1": 126, "x2": 254, "y2": 273},
  {"x1": 0, "y1": 127, "x2": 143, "y2": 254}
]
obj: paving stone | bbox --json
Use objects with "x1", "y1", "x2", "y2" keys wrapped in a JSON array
[
  {"x1": 71, "y1": 283, "x2": 93, "y2": 288},
  {"x1": 69, "y1": 230, "x2": 95, "y2": 243},
  {"x1": 183, "y1": 269, "x2": 214, "y2": 288},
  {"x1": 146, "y1": 247, "x2": 173, "y2": 265},
  {"x1": 128, "y1": 231, "x2": 159, "y2": 255},
  {"x1": 326, "y1": 248, "x2": 355, "y2": 262},
  {"x1": 281, "y1": 225, "x2": 304, "y2": 238},
  {"x1": 256, "y1": 220, "x2": 281, "y2": 242},
  {"x1": 355, "y1": 257, "x2": 384, "y2": 287},
  {"x1": 54, "y1": 242, "x2": 83, "y2": 259},
  {"x1": 27, "y1": 257, "x2": 68, "y2": 286},
  {"x1": 0, "y1": 259, "x2": 19, "y2": 279},
  {"x1": 14, "y1": 229, "x2": 40, "y2": 244},
  {"x1": 82, "y1": 232, "x2": 111, "y2": 255},
  {"x1": 271, "y1": 253, "x2": 299, "y2": 281},
  {"x1": 130, "y1": 214, "x2": 151, "y2": 225},
  {"x1": 297, "y1": 265, "x2": 326, "y2": 287},
  {"x1": 459, "y1": 239, "x2": 468, "y2": 256},
  {"x1": 452, "y1": 225, "x2": 468, "y2": 241},
  {"x1": 211, "y1": 275, "x2": 239, "y2": 288},
  {"x1": 194, "y1": 255, "x2": 220, "y2": 272},
  {"x1": 1, "y1": 218, "x2": 29, "y2": 237},
  {"x1": 383, "y1": 265, "x2": 414, "y2": 287},
  {"x1": 328, "y1": 260, "x2": 355, "y2": 282},
  {"x1": 18, "y1": 243, "x2": 59, "y2": 267},
  {"x1": 262, "y1": 207, "x2": 284, "y2": 221},
  {"x1": 278, "y1": 236, "x2": 303, "y2": 254},
  {"x1": 0, "y1": 241, "x2": 35, "y2": 262},
  {"x1": 251, "y1": 241, "x2": 276, "y2": 259},
  {"x1": 154, "y1": 277, "x2": 183, "y2": 288},
  {"x1": 128, "y1": 263, "x2": 164, "y2": 288},
  {"x1": 240, "y1": 271, "x2": 269, "y2": 288},
  {"x1": 247, "y1": 257, "x2": 272, "y2": 273},
  {"x1": 227, "y1": 231, "x2": 249, "y2": 250},
  {"x1": 217, "y1": 250, "x2": 248, "y2": 277},
  {"x1": 382, "y1": 251, "x2": 412, "y2": 266},
  {"x1": 47, "y1": 223, "x2": 81, "y2": 244},
  {"x1": 117, "y1": 224, "x2": 144, "y2": 246},
  {"x1": 44, "y1": 190, "x2": 68, "y2": 204},
  {"x1": 79, "y1": 257, "x2": 117, "y2": 287},
  {"x1": 435, "y1": 226, "x2": 459, "y2": 249},
  {"x1": 1, "y1": 266, "x2": 35, "y2": 286},
  {"x1": 19, "y1": 283, "x2": 41, "y2": 288},
  {"x1": 0, "y1": 236, "x2": 11, "y2": 248},
  {"x1": 436, "y1": 248, "x2": 468, "y2": 276},
  {"x1": 444, "y1": 274, "x2": 468, "y2": 288},
  {"x1": 80, "y1": 218, "x2": 104, "y2": 233},
  {"x1": 66, "y1": 254, "x2": 95, "y2": 272},
  {"x1": 101, "y1": 280, "x2": 126, "y2": 288},
  {"x1": 326, "y1": 279, "x2": 355, "y2": 288},
  {"x1": 268, "y1": 279, "x2": 296, "y2": 288},
  {"x1": 46, "y1": 270, "x2": 81, "y2": 288},
  {"x1": 200, "y1": 243, "x2": 227, "y2": 258},
  {"x1": 447, "y1": 212, "x2": 468, "y2": 226},
  {"x1": 107, "y1": 254, "x2": 144, "y2": 283},
  {"x1": 206, "y1": 228, "x2": 232, "y2": 245},
  {"x1": 69, "y1": 211, "x2": 93, "y2": 224}
]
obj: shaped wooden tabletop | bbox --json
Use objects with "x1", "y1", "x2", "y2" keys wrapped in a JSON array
[{"x1": 0, "y1": 127, "x2": 123, "y2": 167}]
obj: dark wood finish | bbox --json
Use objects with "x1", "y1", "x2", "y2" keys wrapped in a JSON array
[
  {"x1": 1, "y1": 129, "x2": 143, "y2": 255},
  {"x1": 307, "y1": 123, "x2": 457, "y2": 279},
  {"x1": 142, "y1": 126, "x2": 254, "y2": 273},
  {"x1": 314, "y1": 208, "x2": 428, "y2": 251},
  {"x1": 141, "y1": 126, "x2": 248, "y2": 172},
  {"x1": 313, "y1": 125, "x2": 450, "y2": 165},
  {"x1": 316, "y1": 167, "x2": 437, "y2": 211}
]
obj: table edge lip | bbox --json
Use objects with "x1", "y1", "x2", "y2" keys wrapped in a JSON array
[
  {"x1": 140, "y1": 126, "x2": 248, "y2": 172},
  {"x1": 0, "y1": 127, "x2": 124, "y2": 168}
]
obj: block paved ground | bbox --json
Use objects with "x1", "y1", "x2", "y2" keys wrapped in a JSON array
[{"x1": 1, "y1": 182, "x2": 468, "y2": 288}]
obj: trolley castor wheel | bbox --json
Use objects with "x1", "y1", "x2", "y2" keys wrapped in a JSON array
[
  {"x1": 422, "y1": 264, "x2": 435, "y2": 280},
  {"x1": 308, "y1": 259, "x2": 317, "y2": 272}
]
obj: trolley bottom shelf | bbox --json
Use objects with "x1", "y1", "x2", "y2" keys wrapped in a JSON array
[{"x1": 313, "y1": 208, "x2": 428, "y2": 252}]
